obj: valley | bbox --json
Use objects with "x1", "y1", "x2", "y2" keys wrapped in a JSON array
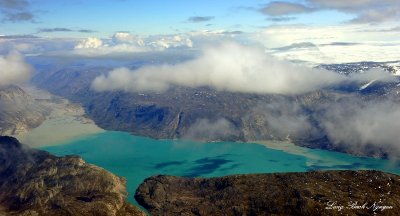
[
  {"x1": 2, "y1": 1, "x2": 400, "y2": 215},
  {"x1": 29, "y1": 58, "x2": 400, "y2": 158},
  {"x1": 0, "y1": 85, "x2": 103, "y2": 147}
]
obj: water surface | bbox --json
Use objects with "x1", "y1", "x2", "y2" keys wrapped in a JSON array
[{"x1": 42, "y1": 131, "x2": 400, "y2": 203}]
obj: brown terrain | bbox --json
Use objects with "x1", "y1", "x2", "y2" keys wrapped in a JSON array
[
  {"x1": 0, "y1": 136, "x2": 144, "y2": 216},
  {"x1": 136, "y1": 171, "x2": 400, "y2": 216}
]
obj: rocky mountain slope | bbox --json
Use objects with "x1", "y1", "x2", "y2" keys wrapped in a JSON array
[
  {"x1": 0, "y1": 136, "x2": 144, "y2": 216},
  {"x1": 31, "y1": 61, "x2": 400, "y2": 158},
  {"x1": 0, "y1": 86, "x2": 49, "y2": 135},
  {"x1": 136, "y1": 170, "x2": 400, "y2": 216},
  {"x1": 319, "y1": 61, "x2": 400, "y2": 76}
]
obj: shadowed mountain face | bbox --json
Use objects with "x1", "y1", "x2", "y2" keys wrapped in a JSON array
[
  {"x1": 31, "y1": 61, "x2": 400, "y2": 158},
  {"x1": 0, "y1": 85, "x2": 49, "y2": 136},
  {"x1": 135, "y1": 171, "x2": 400, "y2": 216},
  {"x1": 0, "y1": 136, "x2": 144, "y2": 216}
]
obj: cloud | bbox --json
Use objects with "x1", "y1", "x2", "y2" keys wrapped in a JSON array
[
  {"x1": 273, "y1": 42, "x2": 319, "y2": 51},
  {"x1": 0, "y1": 52, "x2": 32, "y2": 86},
  {"x1": 71, "y1": 33, "x2": 194, "y2": 57},
  {"x1": 111, "y1": 32, "x2": 145, "y2": 45},
  {"x1": 362, "y1": 26, "x2": 400, "y2": 32},
  {"x1": 78, "y1": 29, "x2": 96, "y2": 33},
  {"x1": 261, "y1": 25, "x2": 400, "y2": 63},
  {"x1": 350, "y1": 8, "x2": 399, "y2": 24},
  {"x1": 72, "y1": 36, "x2": 150, "y2": 57},
  {"x1": 261, "y1": 2, "x2": 315, "y2": 16},
  {"x1": 0, "y1": 34, "x2": 38, "y2": 39},
  {"x1": 246, "y1": 98, "x2": 318, "y2": 140},
  {"x1": 91, "y1": 42, "x2": 394, "y2": 94},
  {"x1": 1, "y1": 31, "x2": 240, "y2": 57},
  {"x1": 187, "y1": 16, "x2": 214, "y2": 23},
  {"x1": 260, "y1": 0, "x2": 400, "y2": 24},
  {"x1": 320, "y1": 99, "x2": 400, "y2": 158},
  {"x1": 184, "y1": 118, "x2": 238, "y2": 141},
  {"x1": 38, "y1": 28, "x2": 73, "y2": 33},
  {"x1": 75, "y1": 37, "x2": 103, "y2": 49},
  {"x1": 266, "y1": 16, "x2": 296, "y2": 22},
  {"x1": 311, "y1": 0, "x2": 400, "y2": 23},
  {"x1": 320, "y1": 42, "x2": 360, "y2": 46},
  {"x1": 0, "y1": 0, "x2": 28, "y2": 9},
  {"x1": 37, "y1": 28, "x2": 96, "y2": 33},
  {"x1": 0, "y1": 0, "x2": 35, "y2": 22},
  {"x1": 221, "y1": 30, "x2": 244, "y2": 35},
  {"x1": 0, "y1": 37, "x2": 78, "y2": 55},
  {"x1": 147, "y1": 35, "x2": 193, "y2": 49},
  {"x1": 3, "y1": 11, "x2": 34, "y2": 22}
]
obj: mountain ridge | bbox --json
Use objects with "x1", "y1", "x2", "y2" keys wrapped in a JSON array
[
  {"x1": 0, "y1": 136, "x2": 145, "y2": 216},
  {"x1": 136, "y1": 170, "x2": 400, "y2": 216}
]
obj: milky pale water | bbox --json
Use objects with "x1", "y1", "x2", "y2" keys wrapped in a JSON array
[{"x1": 42, "y1": 131, "x2": 400, "y2": 203}]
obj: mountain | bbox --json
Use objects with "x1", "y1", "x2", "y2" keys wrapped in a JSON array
[
  {"x1": 319, "y1": 61, "x2": 400, "y2": 76},
  {"x1": 30, "y1": 60, "x2": 400, "y2": 158},
  {"x1": 0, "y1": 85, "x2": 49, "y2": 135},
  {"x1": 136, "y1": 170, "x2": 400, "y2": 216},
  {"x1": 0, "y1": 136, "x2": 144, "y2": 216}
]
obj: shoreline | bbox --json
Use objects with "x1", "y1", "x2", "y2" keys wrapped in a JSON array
[
  {"x1": 16, "y1": 87, "x2": 104, "y2": 147},
  {"x1": 250, "y1": 140, "x2": 359, "y2": 167}
]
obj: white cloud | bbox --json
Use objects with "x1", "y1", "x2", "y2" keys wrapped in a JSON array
[
  {"x1": 0, "y1": 30, "x2": 242, "y2": 57},
  {"x1": 92, "y1": 42, "x2": 394, "y2": 94},
  {"x1": 184, "y1": 118, "x2": 238, "y2": 141},
  {"x1": 247, "y1": 99, "x2": 318, "y2": 140},
  {"x1": 73, "y1": 43, "x2": 149, "y2": 57},
  {"x1": 73, "y1": 35, "x2": 149, "y2": 57},
  {"x1": 74, "y1": 37, "x2": 103, "y2": 49},
  {"x1": 147, "y1": 35, "x2": 193, "y2": 49},
  {"x1": 260, "y1": 24, "x2": 400, "y2": 48},
  {"x1": 261, "y1": 0, "x2": 400, "y2": 24},
  {"x1": 0, "y1": 52, "x2": 32, "y2": 86},
  {"x1": 321, "y1": 99, "x2": 400, "y2": 157},
  {"x1": 72, "y1": 33, "x2": 194, "y2": 57},
  {"x1": 111, "y1": 32, "x2": 145, "y2": 46},
  {"x1": 270, "y1": 42, "x2": 400, "y2": 64},
  {"x1": 260, "y1": 24, "x2": 400, "y2": 63}
]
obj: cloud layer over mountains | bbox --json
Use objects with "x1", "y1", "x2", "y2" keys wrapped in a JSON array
[
  {"x1": 320, "y1": 99, "x2": 400, "y2": 157},
  {"x1": 71, "y1": 32, "x2": 199, "y2": 57},
  {"x1": 92, "y1": 42, "x2": 394, "y2": 95},
  {"x1": 0, "y1": 52, "x2": 32, "y2": 86}
]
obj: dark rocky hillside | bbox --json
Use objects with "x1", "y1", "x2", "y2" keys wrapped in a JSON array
[
  {"x1": 31, "y1": 62, "x2": 400, "y2": 158},
  {"x1": 0, "y1": 136, "x2": 144, "y2": 216},
  {"x1": 0, "y1": 85, "x2": 49, "y2": 135},
  {"x1": 136, "y1": 170, "x2": 400, "y2": 216}
]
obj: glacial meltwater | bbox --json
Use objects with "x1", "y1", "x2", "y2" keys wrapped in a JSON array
[{"x1": 42, "y1": 131, "x2": 400, "y2": 203}]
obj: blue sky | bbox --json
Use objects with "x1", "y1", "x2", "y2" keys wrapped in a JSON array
[
  {"x1": 0, "y1": 0, "x2": 356, "y2": 37},
  {"x1": 2, "y1": 0, "x2": 261, "y2": 36},
  {"x1": 0, "y1": 0, "x2": 399, "y2": 63}
]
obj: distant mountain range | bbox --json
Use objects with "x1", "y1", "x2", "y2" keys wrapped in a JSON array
[
  {"x1": 28, "y1": 60, "x2": 400, "y2": 158},
  {"x1": 319, "y1": 61, "x2": 400, "y2": 76}
]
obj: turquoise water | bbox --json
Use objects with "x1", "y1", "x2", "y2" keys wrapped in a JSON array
[{"x1": 42, "y1": 131, "x2": 400, "y2": 203}]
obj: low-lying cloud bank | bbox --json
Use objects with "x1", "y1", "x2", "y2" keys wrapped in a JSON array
[
  {"x1": 320, "y1": 99, "x2": 400, "y2": 157},
  {"x1": 71, "y1": 33, "x2": 196, "y2": 57},
  {"x1": 73, "y1": 37, "x2": 151, "y2": 57},
  {"x1": 248, "y1": 96, "x2": 400, "y2": 157},
  {"x1": 184, "y1": 118, "x2": 239, "y2": 141},
  {"x1": 92, "y1": 42, "x2": 395, "y2": 95},
  {"x1": 0, "y1": 52, "x2": 32, "y2": 86}
]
